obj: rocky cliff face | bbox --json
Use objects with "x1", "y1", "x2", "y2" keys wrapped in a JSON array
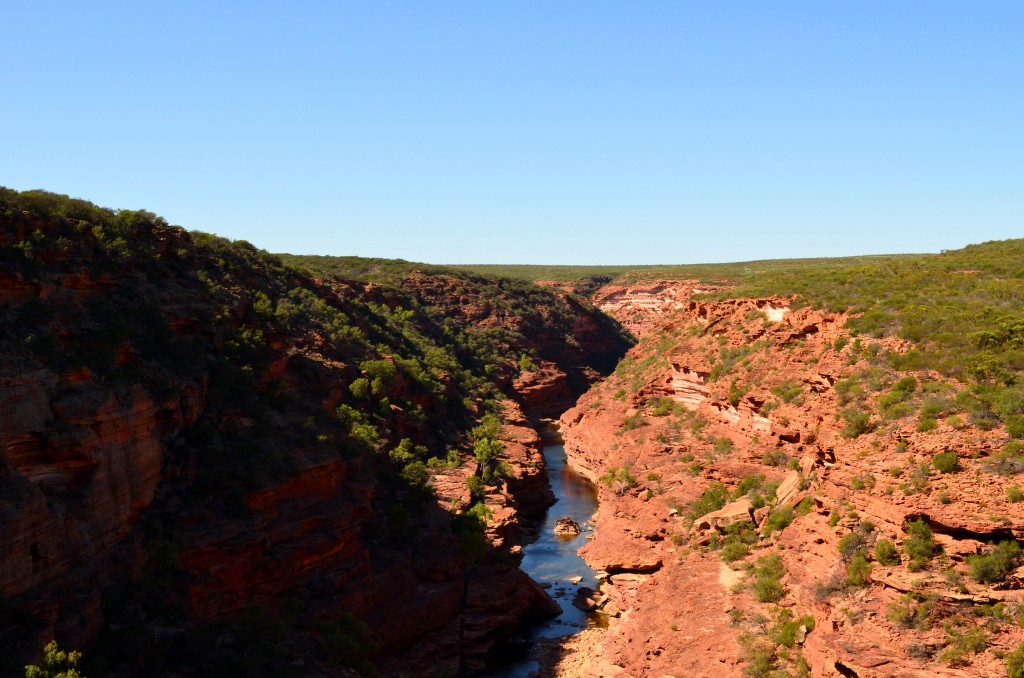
[
  {"x1": 591, "y1": 280, "x2": 728, "y2": 338},
  {"x1": 0, "y1": 189, "x2": 631, "y2": 676},
  {"x1": 554, "y1": 281, "x2": 1024, "y2": 677}
]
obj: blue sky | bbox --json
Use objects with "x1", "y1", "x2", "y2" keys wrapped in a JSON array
[{"x1": 2, "y1": 2, "x2": 1021, "y2": 264}]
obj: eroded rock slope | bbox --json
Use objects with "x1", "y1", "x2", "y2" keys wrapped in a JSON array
[{"x1": 553, "y1": 280, "x2": 1024, "y2": 677}]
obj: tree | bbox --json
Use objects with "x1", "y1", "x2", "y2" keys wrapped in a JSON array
[{"x1": 25, "y1": 640, "x2": 83, "y2": 678}]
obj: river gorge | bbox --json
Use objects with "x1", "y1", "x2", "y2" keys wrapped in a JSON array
[{"x1": 486, "y1": 439, "x2": 601, "y2": 677}]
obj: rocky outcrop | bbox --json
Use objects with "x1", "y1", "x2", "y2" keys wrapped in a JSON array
[
  {"x1": 0, "y1": 365, "x2": 205, "y2": 652},
  {"x1": 553, "y1": 517, "x2": 582, "y2": 536},
  {"x1": 593, "y1": 281, "x2": 729, "y2": 337},
  {"x1": 513, "y1": 362, "x2": 574, "y2": 417}
]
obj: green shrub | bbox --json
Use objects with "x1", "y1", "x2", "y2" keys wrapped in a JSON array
[
  {"x1": 721, "y1": 541, "x2": 750, "y2": 563},
  {"x1": 762, "y1": 507, "x2": 795, "y2": 535},
  {"x1": 1009, "y1": 486, "x2": 1024, "y2": 502},
  {"x1": 771, "y1": 381, "x2": 804, "y2": 404},
  {"x1": 622, "y1": 412, "x2": 646, "y2": 431},
  {"x1": 886, "y1": 593, "x2": 935, "y2": 629},
  {"x1": 728, "y1": 380, "x2": 749, "y2": 407},
  {"x1": 908, "y1": 462, "x2": 932, "y2": 493},
  {"x1": 837, "y1": 532, "x2": 865, "y2": 560},
  {"x1": 649, "y1": 397, "x2": 675, "y2": 416},
  {"x1": 452, "y1": 502, "x2": 490, "y2": 561},
  {"x1": 919, "y1": 396, "x2": 951, "y2": 420},
  {"x1": 875, "y1": 538, "x2": 899, "y2": 565},
  {"x1": 995, "y1": 386, "x2": 1024, "y2": 420},
  {"x1": 753, "y1": 576, "x2": 785, "y2": 604},
  {"x1": 1008, "y1": 415, "x2": 1024, "y2": 439},
  {"x1": 893, "y1": 376, "x2": 918, "y2": 393},
  {"x1": 600, "y1": 466, "x2": 638, "y2": 495},
  {"x1": 795, "y1": 496, "x2": 815, "y2": 515},
  {"x1": 987, "y1": 442, "x2": 1024, "y2": 476},
  {"x1": 734, "y1": 474, "x2": 767, "y2": 499},
  {"x1": 713, "y1": 436, "x2": 734, "y2": 454},
  {"x1": 941, "y1": 625, "x2": 988, "y2": 666},
  {"x1": 1007, "y1": 642, "x2": 1024, "y2": 678},
  {"x1": 466, "y1": 478, "x2": 489, "y2": 503},
  {"x1": 967, "y1": 540, "x2": 1021, "y2": 583},
  {"x1": 751, "y1": 554, "x2": 786, "y2": 603},
  {"x1": 769, "y1": 609, "x2": 815, "y2": 648},
  {"x1": 317, "y1": 612, "x2": 378, "y2": 675},
  {"x1": 738, "y1": 632, "x2": 778, "y2": 678},
  {"x1": 879, "y1": 378, "x2": 917, "y2": 410},
  {"x1": 850, "y1": 473, "x2": 875, "y2": 490},
  {"x1": 840, "y1": 408, "x2": 873, "y2": 438},
  {"x1": 916, "y1": 417, "x2": 938, "y2": 432},
  {"x1": 349, "y1": 377, "x2": 372, "y2": 400},
  {"x1": 401, "y1": 461, "x2": 430, "y2": 488},
  {"x1": 688, "y1": 482, "x2": 729, "y2": 519},
  {"x1": 903, "y1": 519, "x2": 937, "y2": 570},
  {"x1": 473, "y1": 437, "x2": 504, "y2": 464},
  {"x1": 835, "y1": 378, "x2": 863, "y2": 405},
  {"x1": 846, "y1": 550, "x2": 873, "y2": 586},
  {"x1": 933, "y1": 451, "x2": 961, "y2": 474},
  {"x1": 25, "y1": 640, "x2": 84, "y2": 678}
]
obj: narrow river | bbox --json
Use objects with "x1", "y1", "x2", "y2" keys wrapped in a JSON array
[{"x1": 485, "y1": 442, "x2": 601, "y2": 677}]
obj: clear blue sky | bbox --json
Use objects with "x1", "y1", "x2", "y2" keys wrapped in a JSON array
[{"x1": 2, "y1": 2, "x2": 1021, "y2": 264}]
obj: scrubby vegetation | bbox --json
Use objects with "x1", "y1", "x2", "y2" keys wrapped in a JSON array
[
  {"x1": 688, "y1": 482, "x2": 730, "y2": 520},
  {"x1": 966, "y1": 541, "x2": 1021, "y2": 584},
  {"x1": 903, "y1": 520, "x2": 939, "y2": 571},
  {"x1": 25, "y1": 640, "x2": 84, "y2": 678},
  {"x1": 750, "y1": 554, "x2": 787, "y2": 603},
  {"x1": 713, "y1": 239, "x2": 1024, "y2": 434}
]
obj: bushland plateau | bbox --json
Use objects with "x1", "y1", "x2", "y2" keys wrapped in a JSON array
[{"x1": 4, "y1": 187, "x2": 1024, "y2": 678}]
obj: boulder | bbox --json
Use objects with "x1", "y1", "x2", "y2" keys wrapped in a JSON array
[
  {"x1": 554, "y1": 516, "x2": 582, "y2": 536},
  {"x1": 696, "y1": 497, "x2": 754, "y2": 531}
]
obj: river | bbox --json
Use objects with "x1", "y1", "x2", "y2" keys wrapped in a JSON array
[{"x1": 484, "y1": 442, "x2": 601, "y2": 677}]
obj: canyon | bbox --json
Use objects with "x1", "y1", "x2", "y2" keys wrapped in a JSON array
[{"x1": 5, "y1": 188, "x2": 1024, "y2": 678}]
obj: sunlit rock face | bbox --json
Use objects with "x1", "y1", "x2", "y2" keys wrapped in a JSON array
[{"x1": 557, "y1": 281, "x2": 1024, "y2": 678}]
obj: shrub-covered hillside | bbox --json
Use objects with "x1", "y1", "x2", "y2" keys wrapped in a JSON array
[
  {"x1": 715, "y1": 239, "x2": 1024, "y2": 431},
  {"x1": 0, "y1": 187, "x2": 632, "y2": 676}
]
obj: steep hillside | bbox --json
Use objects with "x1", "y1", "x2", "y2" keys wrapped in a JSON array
[
  {"x1": 556, "y1": 246, "x2": 1024, "y2": 677},
  {"x1": 0, "y1": 188, "x2": 632, "y2": 676}
]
